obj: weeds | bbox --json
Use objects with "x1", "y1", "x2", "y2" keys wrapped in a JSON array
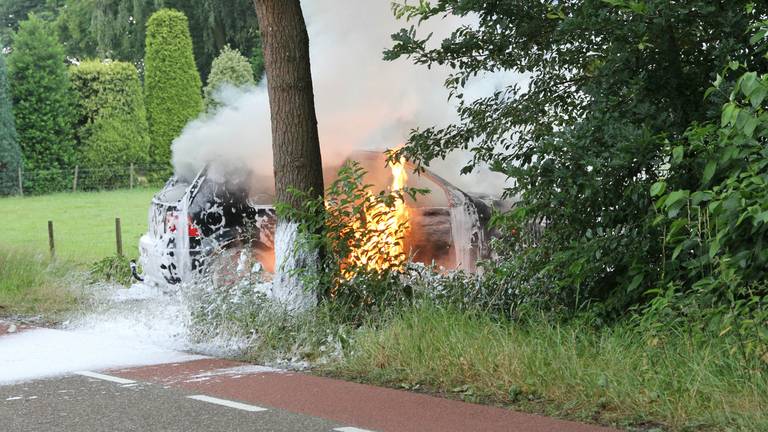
[
  {"x1": 89, "y1": 254, "x2": 133, "y2": 285},
  {"x1": 184, "y1": 251, "x2": 357, "y2": 365},
  {"x1": 0, "y1": 247, "x2": 82, "y2": 316}
]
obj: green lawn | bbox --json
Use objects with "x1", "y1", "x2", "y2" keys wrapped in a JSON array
[{"x1": 0, "y1": 189, "x2": 158, "y2": 264}]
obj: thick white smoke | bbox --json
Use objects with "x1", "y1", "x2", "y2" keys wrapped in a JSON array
[{"x1": 171, "y1": 0, "x2": 521, "y2": 195}]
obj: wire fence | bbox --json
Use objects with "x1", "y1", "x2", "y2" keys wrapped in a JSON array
[{"x1": 3, "y1": 164, "x2": 174, "y2": 196}]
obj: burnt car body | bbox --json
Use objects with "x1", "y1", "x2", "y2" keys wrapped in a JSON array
[
  {"x1": 138, "y1": 152, "x2": 498, "y2": 287},
  {"x1": 138, "y1": 167, "x2": 275, "y2": 286}
]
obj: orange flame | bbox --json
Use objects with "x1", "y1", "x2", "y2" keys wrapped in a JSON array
[{"x1": 343, "y1": 154, "x2": 410, "y2": 276}]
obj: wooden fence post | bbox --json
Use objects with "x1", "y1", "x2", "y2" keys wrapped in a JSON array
[
  {"x1": 48, "y1": 220, "x2": 55, "y2": 258},
  {"x1": 18, "y1": 166, "x2": 23, "y2": 197},
  {"x1": 72, "y1": 165, "x2": 79, "y2": 192},
  {"x1": 129, "y1": 163, "x2": 135, "y2": 189},
  {"x1": 115, "y1": 217, "x2": 123, "y2": 257}
]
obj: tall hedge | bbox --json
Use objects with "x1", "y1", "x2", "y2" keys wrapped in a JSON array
[
  {"x1": 0, "y1": 53, "x2": 21, "y2": 195},
  {"x1": 8, "y1": 14, "x2": 76, "y2": 193},
  {"x1": 203, "y1": 45, "x2": 255, "y2": 112},
  {"x1": 70, "y1": 60, "x2": 150, "y2": 187},
  {"x1": 144, "y1": 9, "x2": 202, "y2": 166}
]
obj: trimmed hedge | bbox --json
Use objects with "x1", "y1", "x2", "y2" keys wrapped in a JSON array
[
  {"x1": 144, "y1": 9, "x2": 202, "y2": 167},
  {"x1": 70, "y1": 60, "x2": 150, "y2": 188},
  {"x1": 203, "y1": 45, "x2": 255, "y2": 112},
  {"x1": 8, "y1": 14, "x2": 76, "y2": 194},
  {"x1": 0, "y1": 53, "x2": 21, "y2": 195}
]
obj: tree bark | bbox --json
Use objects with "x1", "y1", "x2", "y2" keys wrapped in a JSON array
[
  {"x1": 253, "y1": 0, "x2": 324, "y2": 308},
  {"x1": 252, "y1": 0, "x2": 324, "y2": 210}
]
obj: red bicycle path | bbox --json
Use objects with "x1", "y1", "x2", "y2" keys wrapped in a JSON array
[{"x1": 109, "y1": 358, "x2": 620, "y2": 432}]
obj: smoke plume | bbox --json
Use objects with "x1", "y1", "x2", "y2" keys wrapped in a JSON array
[{"x1": 171, "y1": 0, "x2": 521, "y2": 195}]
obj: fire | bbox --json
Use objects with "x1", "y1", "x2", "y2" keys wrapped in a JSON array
[{"x1": 342, "y1": 154, "x2": 410, "y2": 276}]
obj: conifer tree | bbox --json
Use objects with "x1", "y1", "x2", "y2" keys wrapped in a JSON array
[
  {"x1": 8, "y1": 14, "x2": 76, "y2": 193},
  {"x1": 144, "y1": 9, "x2": 202, "y2": 166},
  {"x1": 203, "y1": 45, "x2": 255, "y2": 112}
]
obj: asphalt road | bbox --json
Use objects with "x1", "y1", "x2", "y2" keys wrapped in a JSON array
[{"x1": 1, "y1": 374, "x2": 341, "y2": 432}]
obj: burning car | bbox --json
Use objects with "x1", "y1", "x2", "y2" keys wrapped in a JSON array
[{"x1": 137, "y1": 151, "x2": 499, "y2": 287}]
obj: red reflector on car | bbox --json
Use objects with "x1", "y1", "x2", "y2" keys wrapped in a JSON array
[{"x1": 188, "y1": 216, "x2": 200, "y2": 237}]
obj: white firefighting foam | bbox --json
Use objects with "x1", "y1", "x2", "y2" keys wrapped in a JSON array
[{"x1": 0, "y1": 284, "x2": 203, "y2": 385}]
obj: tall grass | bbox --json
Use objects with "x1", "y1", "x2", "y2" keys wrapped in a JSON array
[
  {"x1": 331, "y1": 304, "x2": 768, "y2": 431},
  {"x1": 0, "y1": 248, "x2": 81, "y2": 316}
]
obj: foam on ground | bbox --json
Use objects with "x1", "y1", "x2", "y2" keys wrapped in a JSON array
[{"x1": 0, "y1": 327, "x2": 204, "y2": 384}]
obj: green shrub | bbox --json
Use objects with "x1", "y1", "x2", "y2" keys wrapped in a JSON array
[
  {"x1": 89, "y1": 254, "x2": 133, "y2": 285},
  {"x1": 70, "y1": 60, "x2": 150, "y2": 188},
  {"x1": 203, "y1": 45, "x2": 255, "y2": 112},
  {"x1": 386, "y1": 0, "x2": 767, "y2": 318},
  {"x1": 250, "y1": 47, "x2": 264, "y2": 83},
  {"x1": 0, "y1": 52, "x2": 21, "y2": 195},
  {"x1": 144, "y1": 8, "x2": 202, "y2": 167},
  {"x1": 646, "y1": 26, "x2": 768, "y2": 362},
  {"x1": 8, "y1": 14, "x2": 76, "y2": 194}
]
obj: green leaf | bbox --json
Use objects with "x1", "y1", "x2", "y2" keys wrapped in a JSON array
[
  {"x1": 627, "y1": 274, "x2": 644, "y2": 292},
  {"x1": 721, "y1": 103, "x2": 736, "y2": 127},
  {"x1": 671, "y1": 243, "x2": 685, "y2": 260},
  {"x1": 709, "y1": 238, "x2": 720, "y2": 259},
  {"x1": 650, "y1": 181, "x2": 666, "y2": 197},
  {"x1": 691, "y1": 191, "x2": 713, "y2": 206},
  {"x1": 744, "y1": 116, "x2": 759, "y2": 137},
  {"x1": 665, "y1": 190, "x2": 689, "y2": 208},
  {"x1": 672, "y1": 146, "x2": 684, "y2": 163},
  {"x1": 750, "y1": 85, "x2": 768, "y2": 108},
  {"x1": 754, "y1": 211, "x2": 768, "y2": 225},
  {"x1": 741, "y1": 72, "x2": 758, "y2": 98},
  {"x1": 668, "y1": 218, "x2": 688, "y2": 236},
  {"x1": 713, "y1": 73, "x2": 723, "y2": 88},
  {"x1": 702, "y1": 160, "x2": 717, "y2": 185}
]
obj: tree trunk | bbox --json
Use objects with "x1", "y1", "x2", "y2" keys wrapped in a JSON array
[
  {"x1": 252, "y1": 0, "x2": 324, "y2": 209},
  {"x1": 253, "y1": 0, "x2": 324, "y2": 309}
]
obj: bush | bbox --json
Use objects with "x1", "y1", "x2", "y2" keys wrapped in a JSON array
[
  {"x1": 144, "y1": 9, "x2": 202, "y2": 167},
  {"x1": 70, "y1": 60, "x2": 150, "y2": 188},
  {"x1": 89, "y1": 254, "x2": 133, "y2": 286},
  {"x1": 0, "y1": 52, "x2": 21, "y2": 195},
  {"x1": 203, "y1": 45, "x2": 255, "y2": 112},
  {"x1": 250, "y1": 46, "x2": 264, "y2": 83},
  {"x1": 386, "y1": 0, "x2": 767, "y2": 318},
  {"x1": 8, "y1": 14, "x2": 77, "y2": 194},
  {"x1": 646, "y1": 29, "x2": 768, "y2": 362}
]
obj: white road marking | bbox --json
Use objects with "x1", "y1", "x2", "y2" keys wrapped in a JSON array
[
  {"x1": 74, "y1": 371, "x2": 136, "y2": 385},
  {"x1": 334, "y1": 428, "x2": 377, "y2": 432},
  {"x1": 187, "y1": 395, "x2": 268, "y2": 412}
]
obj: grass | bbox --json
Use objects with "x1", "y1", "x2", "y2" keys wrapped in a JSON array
[
  {"x1": 0, "y1": 188, "x2": 156, "y2": 264},
  {"x1": 328, "y1": 304, "x2": 768, "y2": 431},
  {"x1": 0, "y1": 247, "x2": 82, "y2": 316}
]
